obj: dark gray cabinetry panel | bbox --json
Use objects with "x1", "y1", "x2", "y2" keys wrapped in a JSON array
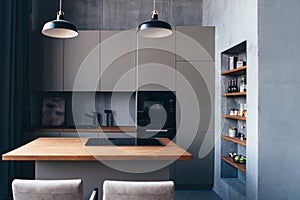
[
  {"x1": 28, "y1": 32, "x2": 63, "y2": 91},
  {"x1": 174, "y1": 26, "x2": 215, "y2": 189},
  {"x1": 175, "y1": 61, "x2": 215, "y2": 188},
  {"x1": 175, "y1": 26, "x2": 215, "y2": 62},
  {"x1": 100, "y1": 30, "x2": 136, "y2": 91},
  {"x1": 137, "y1": 33, "x2": 176, "y2": 91},
  {"x1": 64, "y1": 31, "x2": 100, "y2": 91},
  {"x1": 22, "y1": 132, "x2": 60, "y2": 179},
  {"x1": 59, "y1": 132, "x2": 99, "y2": 138}
]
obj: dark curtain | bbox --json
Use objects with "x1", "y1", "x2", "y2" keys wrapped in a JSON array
[{"x1": 0, "y1": 0, "x2": 29, "y2": 199}]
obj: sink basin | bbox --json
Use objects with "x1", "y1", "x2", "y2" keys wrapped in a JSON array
[{"x1": 85, "y1": 138, "x2": 164, "y2": 146}]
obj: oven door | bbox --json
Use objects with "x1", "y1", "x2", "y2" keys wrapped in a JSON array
[
  {"x1": 137, "y1": 127, "x2": 175, "y2": 139},
  {"x1": 137, "y1": 91, "x2": 176, "y2": 139}
]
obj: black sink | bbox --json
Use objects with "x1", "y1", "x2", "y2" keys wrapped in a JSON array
[{"x1": 85, "y1": 138, "x2": 164, "y2": 146}]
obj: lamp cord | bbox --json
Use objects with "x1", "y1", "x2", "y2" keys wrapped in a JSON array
[
  {"x1": 153, "y1": 0, "x2": 156, "y2": 10},
  {"x1": 59, "y1": 0, "x2": 62, "y2": 11}
]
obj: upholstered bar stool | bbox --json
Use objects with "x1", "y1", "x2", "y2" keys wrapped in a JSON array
[
  {"x1": 102, "y1": 180, "x2": 174, "y2": 200},
  {"x1": 12, "y1": 179, "x2": 97, "y2": 200}
]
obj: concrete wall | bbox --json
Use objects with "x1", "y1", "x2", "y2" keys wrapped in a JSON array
[
  {"x1": 257, "y1": 0, "x2": 300, "y2": 199},
  {"x1": 203, "y1": 0, "x2": 258, "y2": 199},
  {"x1": 31, "y1": 0, "x2": 203, "y2": 31},
  {"x1": 204, "y1": 0, "x2": 300, "y2": 199}
]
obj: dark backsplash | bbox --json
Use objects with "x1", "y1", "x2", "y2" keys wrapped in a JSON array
[{"x1": 28, "y1": 91, "x2": 136, "y2": 127}]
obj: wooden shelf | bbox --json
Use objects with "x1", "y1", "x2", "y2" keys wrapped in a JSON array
[
  {"x1": 221, "y1": 156, "x2": 246, "y2": 173},
  {"x1": 221, "y1": 66, "x2": 247, "y2": 75},
  {"x1": 222, "y1": 92, "x2": 247, "y2": 97},
  {"x1": 221, "y1": 135, "x2": 246, "y2": 146},
  {"x1": 221, "y1": 115, "x2": 246, "y2": 121}
]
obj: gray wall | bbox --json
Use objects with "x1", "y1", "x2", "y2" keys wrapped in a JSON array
[
  {"x1": 31, "y1": 0, "x2": 203, "y2": 31},
  {"x1": 204, "y1": 0, "x2": 300, "y2": 199},
  {"x1": 257, "y1": 0, "x2": 300, "y2": 199},
  {"x1": 203, "y1": 0, "x2": 258, "y2": 199}
]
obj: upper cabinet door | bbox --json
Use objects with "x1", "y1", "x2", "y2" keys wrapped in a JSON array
[
  {"x1": 28, "y1": 32, "x2": 64, "y2": 92},
  {"x1": 175, "y1": 26, "x2": 215, "y2": 62},
  {"x1": 137, "y1": 33, "x2": 175, "y2": 91},
  {"x1": 64, "y1": 31, "x2": 100, "y2": 91},
  {"x1": 100, "y1": 30, "x2": 136, "y2": 91}
]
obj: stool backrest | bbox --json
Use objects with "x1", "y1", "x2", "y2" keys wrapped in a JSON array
[
  {"x1": 102, "y1": 180, "x2": 174, "y2": 200},
  {"x1": 12, "y1": 179, "x2": 83, "y2": 200}
]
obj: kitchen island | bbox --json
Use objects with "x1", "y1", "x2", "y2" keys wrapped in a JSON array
[{"x1": 2, "y1": 137, "x2": 192, "y2": 199}]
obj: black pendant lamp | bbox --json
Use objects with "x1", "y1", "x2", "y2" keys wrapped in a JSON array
[
  {"x1": 42, "y1": 0, "x2": 78, "y2": 39},
  {"x1": 137, "y1": 0, "x2": 172, "y2": 38}
]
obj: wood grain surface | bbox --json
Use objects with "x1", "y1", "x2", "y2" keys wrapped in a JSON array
[{"x1": 2, "y1": 138, "x2": 192, "y2": 161}]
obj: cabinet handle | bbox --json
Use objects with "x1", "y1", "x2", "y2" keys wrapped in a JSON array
[{"x1": 146, "y1": 129, "x2": 168, "y2": 133}]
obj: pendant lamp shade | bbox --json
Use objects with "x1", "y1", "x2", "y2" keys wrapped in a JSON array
[
  {"x1": 137, "y1": 10, "x2": 172, "y2": 38},
  {"x1": 42, "y1": 0, "x2": 78, "y2": 39}
]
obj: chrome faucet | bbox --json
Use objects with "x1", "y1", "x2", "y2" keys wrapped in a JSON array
[{"x1": 85, "y1": 112, "x2": 98, "y2": 126}]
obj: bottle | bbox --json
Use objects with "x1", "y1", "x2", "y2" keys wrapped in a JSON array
[
  {"x1": 240, "y1": 77, "x2": 245, "y2": 92},
  {"x1": 243, "y1": 76, "x2": 247, "y2": 92},
  {"x1": 232, "y1": 79, "x2": 238, "y2": 93},
  {"x1": 227, "y1": 80, "x2": 232, "y2": 93},
  {"x1": 235, "y1": 79, "x2": 239, "y2": 92}
]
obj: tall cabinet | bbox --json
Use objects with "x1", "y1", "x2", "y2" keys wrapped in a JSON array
[{"x1": 174, "y1": 26, "x2": 215, "y2": 188}]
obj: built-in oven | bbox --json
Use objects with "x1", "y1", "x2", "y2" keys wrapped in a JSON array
[{"x1": 137, "y1": 91, "x2": 176, "y2": 139}]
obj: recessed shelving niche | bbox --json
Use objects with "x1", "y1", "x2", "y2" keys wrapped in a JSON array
[{"x1": 220, "y1": 41, "x2": 248, "y2": 192}]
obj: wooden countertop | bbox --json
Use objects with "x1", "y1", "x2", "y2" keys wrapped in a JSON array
[
  {"x1": 24, "y1": 126, "x2": 136, "y2": 133},
  {"x1": 2, "y1": 138, "x2": 192, "y2": 161}
]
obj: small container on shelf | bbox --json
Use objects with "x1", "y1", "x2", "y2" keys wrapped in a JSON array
[
  {"x1": 243, "y1": 103, "x2": 247, "y2": 117},
  {"x1": 240, "y1": 133, "x2": 246, "y2": 140},
  {"x1": 234, "y1": 109, "x2": 239, "y2": 116},
  {"x1": 229, "y1": 56, "x2": 237, "y2": 70},
  {"x1": 229, "y1": 109, "x2": 239, "y2": 116},
  {"x1": 229, "y1": 127, "x2": 237, "y2": 138},
  {"x1": 239, "y1": 76, "x2": 247, "y2": 92},
  {"x1": 236, "y1": 60, "x2": 246, "y2": 68},
  {"x1": 238, "y1": 103, "x2": 247, "y2": 117},
  {"x1": 238, "y1": 125, "x2": 247, "y2": 140}
]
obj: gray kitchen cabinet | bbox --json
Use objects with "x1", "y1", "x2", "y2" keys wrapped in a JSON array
[
  {"x1": 28, "y1": 32, "x2": 64, "y2": 91},
  {"x1": 100, "y1": 30, "x2": 136, "y2": 91},
  {"x1": 64, "y1": 31, "x2": 100, "y2": 91},
  {"x1": 174, "y1": 26, "x2": 215, "y2": 188},
  {"x1": 175, "y1": 60, "x2": 215, "y2": 188},
  {"x1": 137, "y1": 33, "x2": 176, "y2": 91},
  {"x1": 22, "y1": 132, "x2": 59, "y2": 179},
  {"x1": 175, "y1": 26, "x2": 215, "y2": 62},
  {"x1": 23, "y1": 132, "x2": 60, "y2": 144},
  {"x1": 99, "y1": 132, "x2": 137, "y2": 138},
  {"x1": 59, "y1": 132, "x2": 98, "y2": 138},
  {"x1": 175, "y1": 131, "x2": 214, "y2": 188}
]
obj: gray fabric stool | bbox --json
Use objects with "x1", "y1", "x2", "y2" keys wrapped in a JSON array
[
  {"x1": 102, "y1": 180, "x2": 174, "y2": 200},
  {"x1": 12, "y1": 179, "x2": 84, "y2": 200}
]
